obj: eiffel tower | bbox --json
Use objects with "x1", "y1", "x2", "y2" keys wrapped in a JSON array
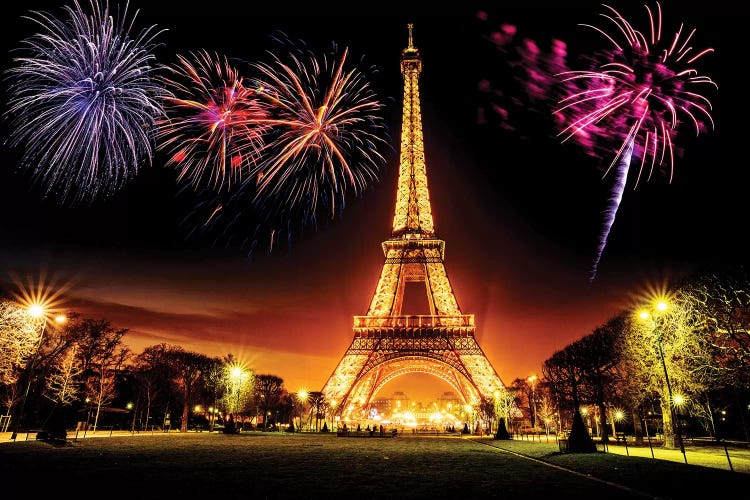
[{"x1": 322, "y1": 25, "x2": 504, "y2": 421}]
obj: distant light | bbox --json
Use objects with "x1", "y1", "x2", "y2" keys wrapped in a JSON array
[
  {"x1": 656, "y1": 301, "x2": 668, "y2": 312},
  {"x1": 638, "y1": 310, "x2": 650, "y2": 320},
  {"x1": 55, "y1": 314, "x2": 67, "y2": 323},
  {"x1": 127, "y1": 402, "x2": 133, "y2": 410},
  {"x1": 28, "y1": 304, "x2": 44, "y2": 318},
  {"x1": 673, "y1": 395, "x2": 684, "y2": 406}
]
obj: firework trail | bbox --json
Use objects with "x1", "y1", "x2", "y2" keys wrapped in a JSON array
[
  {"x1": 249, "y1": 38, "x2": 389, "y2": 223},
  {"x1": 3, "y1": 0, "x2": 165, "y2": 204},
  {"x1": 554, "y1": 2, "x2": 717, "y2": 281},
  {"x1": 157, "y1": 50, "x2": 270, "y2": 192}
]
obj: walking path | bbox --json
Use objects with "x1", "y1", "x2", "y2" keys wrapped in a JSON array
[{"x1": 506, "y1": 434, "x2": 750, "y2": 474}]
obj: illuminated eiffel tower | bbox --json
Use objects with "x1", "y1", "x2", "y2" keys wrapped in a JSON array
[{"x1": 322, "y1": 25, "x2": 504, "y2": 421}]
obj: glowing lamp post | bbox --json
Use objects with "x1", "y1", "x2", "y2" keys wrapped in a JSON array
[
  {"x1": 329, "y1": 400, "x2": 337, "y2": 431},
  {"x1": 638, "y1": 300, "x2": 687, "y2": 463},
  {"x1": 297, "y1": 389, "x2": 309, "y2": 431},
  {"x1": 527, "y1": 375, "x2": 537, "y2": 428},
  {"x1": 10, "y1": 305, "x2": 66, "y2": 441},
  {"x1": 229, "y1": 366, "x2": 248, "y2": 413}
]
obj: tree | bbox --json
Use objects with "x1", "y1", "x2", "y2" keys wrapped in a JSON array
[
  {"x1": 543, "y1": 345, "x2": 595, "y2": 453},
  {"x1": 575, "y1": 316, "x2": 626, "y2": 443},
  {"x1": 221, "y1": 358, "x2": 253, "y2": 422},
  {"x1": 492, "y1": 387, "x2": 518, "y2": 433},
  {"x1": 44, "y1": 345, "x2": 82, "y2": 406},
  {"x1": 72, "y1": 318, "x2": 129, "y2": 431},
  {"x1": 173, "y1": 350, "x2": 214, "y2": 432},
  {"x1": 478, "y1": 396, "x2": 496, "y2": 435},
  {"x1": 0, "y1": 300, "x2": 45, "y2": 419},
  {"x1": 681, "y1": 265, "x2": 750, "y2": 387},
  {"x1": 132, "y1": 344, "x2": 181, "y2": 431},
  {"x1": 201, "y1": 357, "x2": 227, "y2": 431},
  {"x1": 41, "y1": 345, "x2": 82, "y2": 441},
  {"x1": 623, "y1": 288, "x2": 715, "y2": 449},
  {"x1": 305, "y1": 391, "x2": 325, "y2": 431},
  {"x1": 254, "y1": 374, "x2": 284, "y2": 430}
]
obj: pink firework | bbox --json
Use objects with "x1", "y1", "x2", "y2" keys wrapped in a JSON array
[
  {"x1": 554, "y1": 2, "x2": 717, "y2": 281},
  {"x1": 157, "y1": 50, "x2": 270, "y2": 191}
]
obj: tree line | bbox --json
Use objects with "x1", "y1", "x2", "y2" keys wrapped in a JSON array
[
  {"x1": 2, "y1": 264, "x2": 747, "y2": 445},
  {"x1": 490, "y1": 264, "x2": 749, "y2": 450}
]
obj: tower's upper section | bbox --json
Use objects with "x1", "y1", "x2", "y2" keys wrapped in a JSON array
[{"x1": 391, "y1": 24, "x2": 435, "y2": 238}]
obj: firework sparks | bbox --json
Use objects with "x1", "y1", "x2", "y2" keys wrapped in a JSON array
[
  {"x1": 249, "y1": 39, "x2": 389, "y2": 221},
  {"x1": 157, "y1": 50, "x2": 270, "y2": 191},
  {"x1": 3, "y1": 0, "x2": 165, "y2": 204},
  {"x1": 477, "y1": 11, "x2": 570, "y2": 134},
  {"x1": 180, "y1": 40, "x2": 388, "y2": 256},
  {"x1": 554, "y1": 2, "x2": 717, "y2": 281}
]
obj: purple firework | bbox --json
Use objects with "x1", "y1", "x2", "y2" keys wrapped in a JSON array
[
  {"x1": 3, "y1": 0, "x2": 165, "y2": 204},
  {"x1": 554, "y1": 2, "x2": 717, "y2": 281}
]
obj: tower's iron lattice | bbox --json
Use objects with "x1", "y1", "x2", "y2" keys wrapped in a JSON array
[{"x1": 322, "y1": 25, "x2": 504, "y2": 421}]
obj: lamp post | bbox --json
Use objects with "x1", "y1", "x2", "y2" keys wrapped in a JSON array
[
  {"x1": 297, "y1": 389, "x2": 309, "y2": 432},
  {"x1": 527, "y1": 375, "x2": 537, "y2": 428},
  {"x1": 10, "y1": 305, "x2": 65, "y2": 441},
  {"x1": 329, "y1": 400, "x2": 337, "y2": 432},
  {"x1": 639, "y1": 301, "x2": 687, "y2": 463},
  {"x1": 228, "y1": 365, "x2": 248, "y2": 430}
]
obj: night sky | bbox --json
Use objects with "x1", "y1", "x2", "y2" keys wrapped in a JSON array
[{"x1": 0, "y1": 1, "x2": 733, "y2": 401}]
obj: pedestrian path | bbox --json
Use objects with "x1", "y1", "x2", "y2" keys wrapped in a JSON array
[{"x1": 508, "y1": 434, "x2": 749, "y2": 474}]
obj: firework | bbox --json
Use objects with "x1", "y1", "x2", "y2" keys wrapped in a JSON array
[
  {"x1": 249, "y1": 39, "x2": 388, "y2": 221},
  {"x1": 477, "y1": 12, "x2": 570, "y2": 134},
  {"x1": 157, "y1": 51, "x2": 270, "y2": 192},
  {"x1": 183, "y1": 39, "x2": 389, "y2": 255},
  {"x1": 3, "y1": 0, "x2": 165, "y2": 204},
  {"x1": 554, "y1": 2, "x2": 717, "y2": 281}
]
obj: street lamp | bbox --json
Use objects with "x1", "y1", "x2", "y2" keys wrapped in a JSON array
[
  {"x1": 297, "y1": 389, "x2": 309, "y2": 432},
  {"x1": 229, "y1": 365, "x2": 248, "y2": 412},
  {"x1": 10, "y1": 305, "x2": 66, "y2": 441},
  {"x1": 329, "y1": 400, "x2": 338, "y2": 431},
  {"x1": 127, "y1": 402, "x2": 136, "y2": 433},
  {"x1": 527, "y1": 375, "x2": 537, "y2": 428},
  {"x1": 638, "y1": 300, "x2": 687, "y2": 463}
]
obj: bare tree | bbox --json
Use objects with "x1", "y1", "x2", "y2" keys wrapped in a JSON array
[
  {"x1": 44, "y1": 345, "x2": 82, "y2": 405},
  {"x1": 41, "y1": 345, "x2": 83, "y2": 439},
  {"x1": 254, "y1": 374, "x2": 284, "y2": 430},
  {"x1": 133, "y1": 344, "x2": 180, "y2": 431},
  {"x1": 679, "y1": 266, "x2": 750, "y2": 387},
  {"x1": 72, "y1": 319, "x2": 129, "y2": 431},
  {"x1": 168, "y1": 349, "x2": 214, "y2": 432}
]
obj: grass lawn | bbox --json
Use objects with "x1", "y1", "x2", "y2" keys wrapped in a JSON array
[{"x1": 1, "y1": 432, "x2": 748, "y2": 499}]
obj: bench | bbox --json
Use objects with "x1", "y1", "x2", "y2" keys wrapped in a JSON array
[{"x1": 615, "y1": 432, "x2": 627, "y2": 443}]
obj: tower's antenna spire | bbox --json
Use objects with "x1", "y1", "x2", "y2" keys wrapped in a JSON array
[{"x1": 407, "y1": 23, "x2": 414, "y2": 49}]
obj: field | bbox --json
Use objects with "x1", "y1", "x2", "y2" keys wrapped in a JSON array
[{"x1": 1, "y1": 432, "x2": 748, "y2": 499}]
